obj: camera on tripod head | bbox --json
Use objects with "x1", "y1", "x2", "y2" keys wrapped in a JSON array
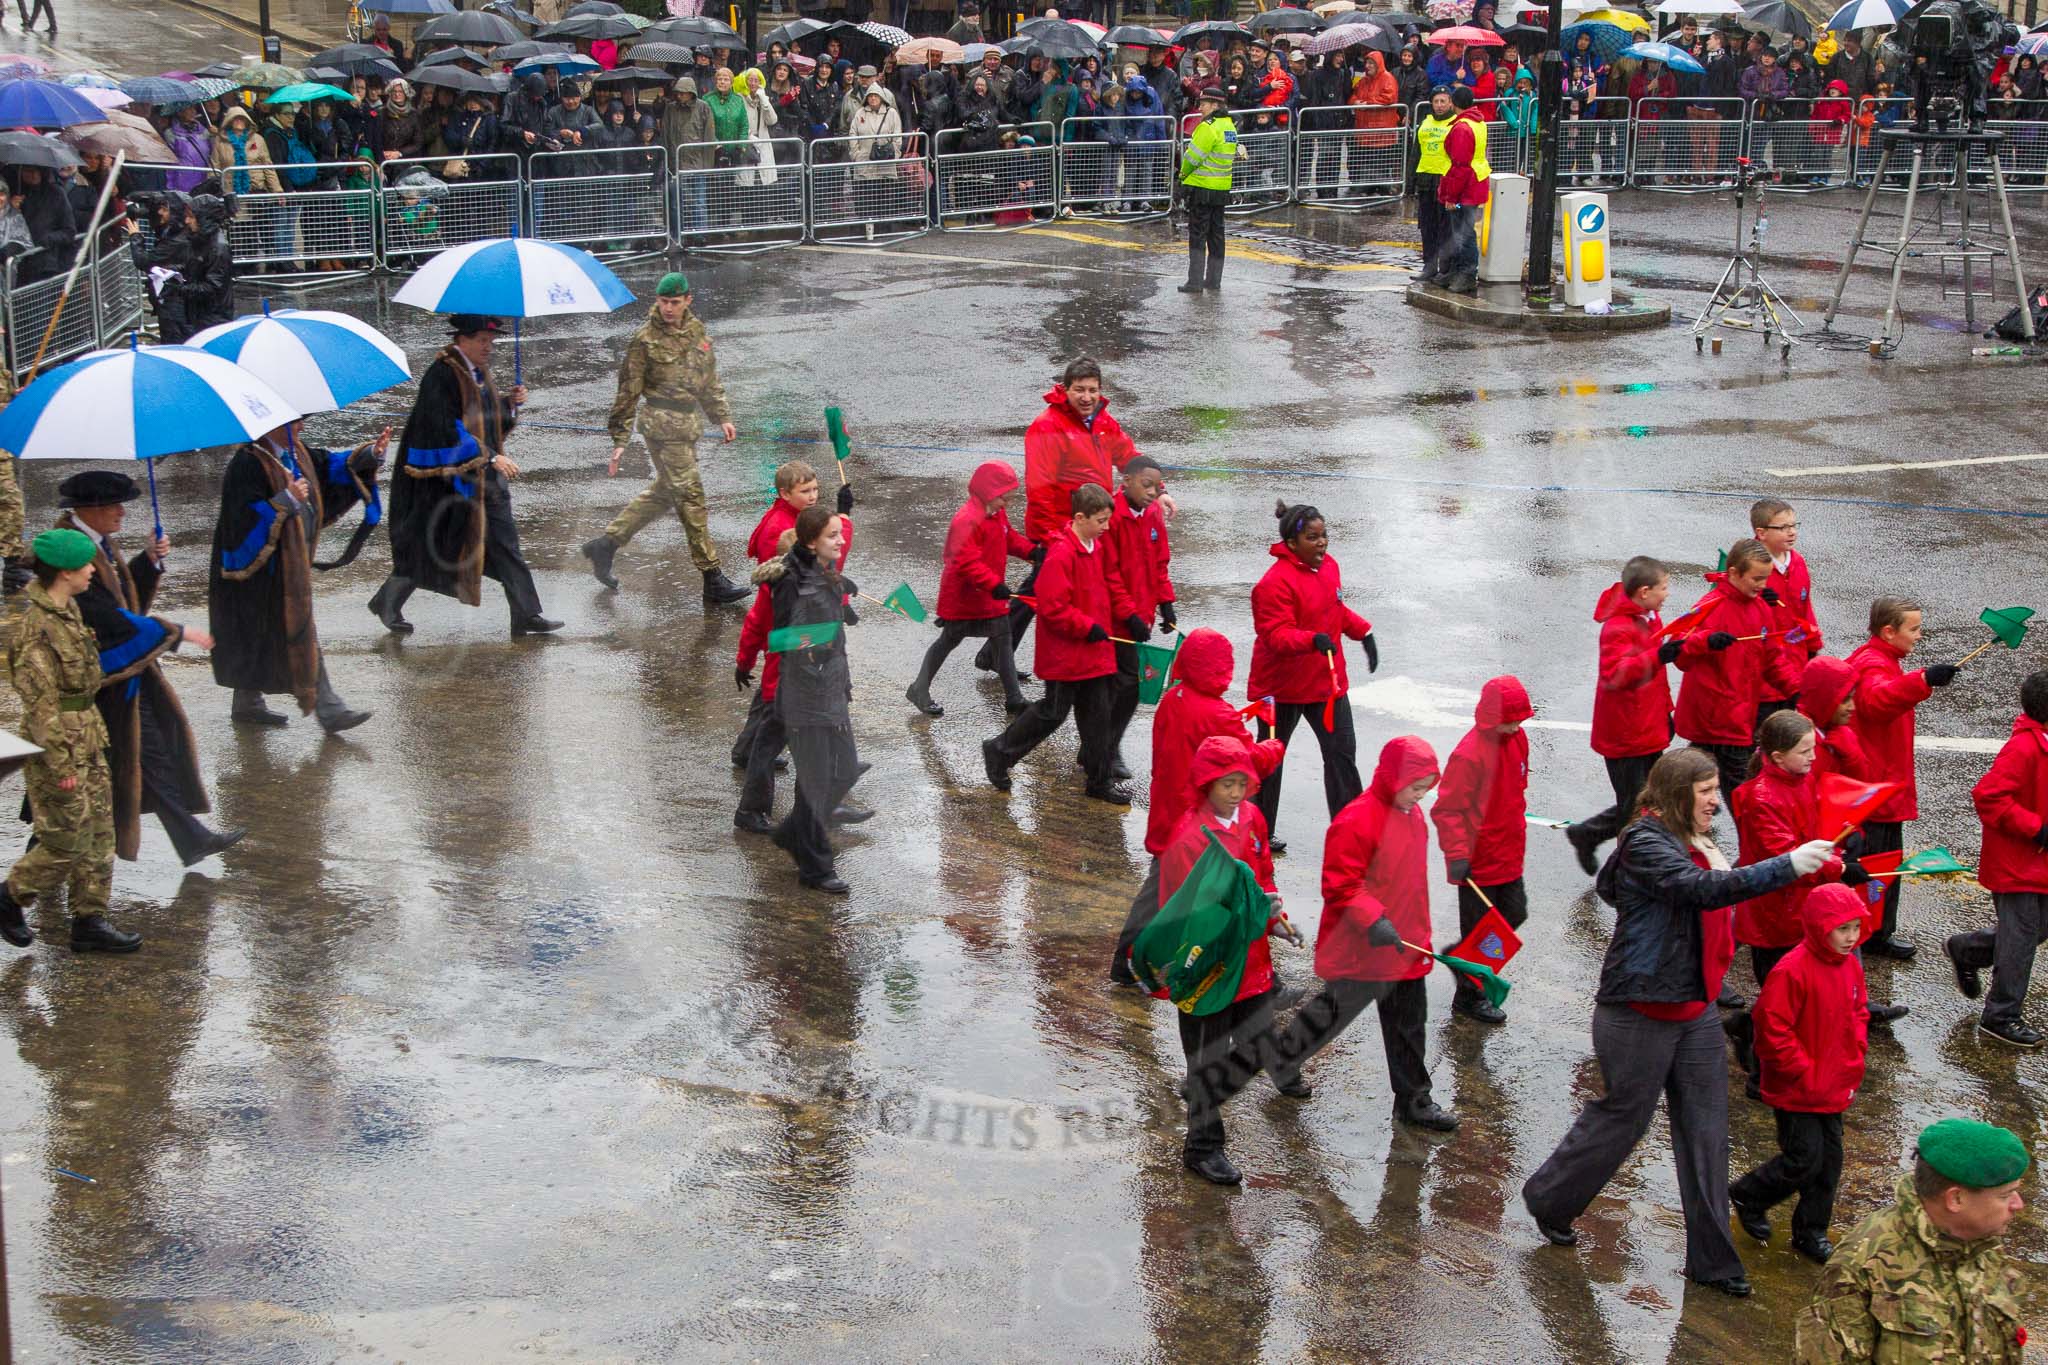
[{"x1": 1896, "y1": 0, "x2": 2018, "y2": 133}]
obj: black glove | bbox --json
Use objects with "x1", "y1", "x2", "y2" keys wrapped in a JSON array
[
  {"x1": 1361, "y1": 632, "x2": 1379, "y2": 674},
  {"x1": 836, "y1": 483, "x2": 854, "y2": 515},
  {"x1": 1842, "y1": 831, "x2": 1866, "y2": 860},
  {"x1": 1158, "y1": 601, "x2": 1177, "y2": 631},
  {"x1": 1124, "y1": 614, "x2": 1151, "y2": 643},
  {"x1": 991, "y1": 583, "x2": 1012, "y2": 600},
  {"x1": 1760, "y1": 586, "x2": 1782, "y2": 606},
  {"x1": 1085, "y1": 623, "x2": 1108, "y2": 643},
  {"x1": 735, "y1": 667, "x2": 753, "y2": 693},
  {"x1": 1311, "y1": 631, "x2": 1336, "y2": 655},
  {"x1": 1707, "y1": 631, "x2": 1737, "y2": 651},
  {"x1": 1925, "y1": 663, "x2": 1960, "y2": 688},
  {"x1": 1657, "y1": 638, "x2": 1684, "y2": 666},
  {"x1": 843, "y1": 603, "x2": 859, "y2": 626},
  {"x1": 1446, "y1": 858, "x2": 1471, "y2": 885},
  {"x1": 1839, "y1": 860, "x2": 1871, "y2": 887},
  {"x1": 1366, "y1": 917, "x2": 1403, "y2": 949},
  {"x1": 2032, "y1": 824, "x2": 2048, "y2": 851}
]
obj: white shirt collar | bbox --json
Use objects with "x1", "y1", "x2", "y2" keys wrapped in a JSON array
[
  {"x1": 1213, "y1": 808, "x2": 1239, "y2": 829},
  {"x1": 1770, "y1": 550, "x2": 1791, "y2": 574}
]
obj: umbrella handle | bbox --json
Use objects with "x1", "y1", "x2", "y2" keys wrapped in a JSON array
[{"x1": 145, "y1": 456, "x2": 163, "y2": 547}]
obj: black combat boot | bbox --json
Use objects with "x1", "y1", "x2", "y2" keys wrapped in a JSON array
[
  {"x1": 582, "y1": 535, "x2": 619, "y2": 589},
  {"x1": 0, "y1": 882, "x2": 31, "y2": 948},
  {"x1": 702, "y1": 567, "x2": 749, "y2": 605},
  {"x1": 70, "y1": 914, "x2": 141, "y2": 954}
]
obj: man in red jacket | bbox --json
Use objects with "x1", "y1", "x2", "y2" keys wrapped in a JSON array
[
  {"x1": 1571, "y1": 556, "x2": 1680, "y2": 874},
  {"x1": 1434, "y1": 675, "x2": 1534, "y2": 1024},
  {"x1": 983, "y1": 483, "x2": 1135, "y2": 804},
  {"x1": 1434, "y1": 85, "x2": 1490, "y2": 295},
  {"x1": 1731, "y1": 883, "x2": 1869, "y2": 1263},
  {"x1": 1847, "y1": 597, "x2": 1962, "y2": 961},
  {"x1": 1947, "y1": 670, "x2": 2048, "y2": 1048},
  {"x1": 1101, "y1": 455, "x2": 1175, "y2": 780},
  {"x1": 1752, "y1": 498, "x2": 1823, "y2": 725}
]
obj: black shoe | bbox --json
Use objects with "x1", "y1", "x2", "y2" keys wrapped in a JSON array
[
  {"x1": 1454, "y1": 997, "x2": 1508, "y2": 1025},
  {"x1": 1269, "y1": 837, "x2": 1287, "y2": 856},
  {"x1": 1695, "y1": 1275, "x2": 1752, "y2": 1298},
  {"x1": 1867, "y1": 1001, "x2": 1909, "y2": 1025},
  {"x1": 1398, "y1": 1098, "x2": 1458, "y2": 1133},
  {"x1": 733, "y1": 810, "x2": 773, "y2": 834},
  {"x1": 702, "y1": 568, "x2": 750, "y2": 606},
  {"x1": 1731, "y1": 1191, "x2": 1772, "y2": 1243},
  {"x1": 1182, "y1": 1149, "x2": 1242, "y2": 1185},
  {"x1": 1269, "y1": 981, "x2": 1308, "y2": 1012},
  {"x1": 511, "y1": 615, "x2": 563, "y2": 637},
  {"x1": 1979, "y1": 1018, "x2": 2045, "y2": 1048},
  {"x1": 1111, "y1": 756, "x2": 1133, "y2": 782},
  {"x1": 1086, "y1": 782, "x2": 1133, "y2": 807},
  {"x1": 582, "y1": 535, "x2": 620, "y2": 589},
  {"x1": 1274, "y1": 1074, "x2": 1312, "y2": 1099},
  {"x1": 1445, "y1": 272, "x2": 1479, "y2": 295},
  {"x1": 181, "y1": 827, "x2": 245, "y2": 867},
  {"x1": 1204, "y1": 273, "x2": 1223, "y2": 292},
  {"x1": 1945, "y1": 934, "x2": 1983, "y2": 999},
  {"x1": 1109, "y1": 959, "x2": 1139, "y2": 986},
  {"x1": 1791, "y1": 1235, "x2": 1834, "y2": 1264},
  {"x1": 318, "y1": 708, "x2": 373, "y2": 735},
  {"x1": 369, "y1": 594, "x2": 412, "y2": 635},
  {"x1": 69, "y1": 914, "x2": 141, "y2": 954},
  {"x1": 1177, "y1": 281, "x2": 1204, "y2": 294},
  {"x1": 906, "y1": 684, "x2": 943, "y2": 717},
  {"x1": 801, "y1": 874, "x2": 851, "y2": 895},
  {"x1": 232, "y1": 705, "x2": 290, "y2": 728},
  {"x1": 0, "y1": 883, "x2": 30, "y2": 948},
  {"x1": 829, "y1": 804, "x2": 873, "y2": 825},
  {"x1": 1864, "y1": 932, "x2": 1917, "y2": 961},
  {"x1": 1744, "y1": 1075, "x2": 1763, "y2": 1102},
  {"x1": 735, "y1": 754, "x2": 790, "y2": 772},
  {"x1": 1004, "y1": 699, "x2": 1031, "y2": 717},
  {"x1": 1409, "y1": 269, "x2": 1435, "y2": 282},
  {"x1": 1717, "y1": 985, "x2": 1749, "y2": 1010},
  {"x1": 1566, "y1": 824, "x2": 1601, "y2": 876},
  {"x1": 1525, "y1": 1195, "x2": 1578, "y2": 1245},
  {"x1": 982, "y1": 739, "x2": 1011, "y2": 792}
]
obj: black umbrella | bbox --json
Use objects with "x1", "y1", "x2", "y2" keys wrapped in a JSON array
[
  {"x1": 1502, "y1": 21, "x2": 1550, "y2": 47},
  {"x1": 1370, "y1": 10, "x2": 1432, "y2": 28},
  {"x1": 565, "y1": 0, "x2": 623, "y2": 13},
  {"x1": 642, "y1": 17, "x2": 740, "y2": 47},
  {"x1": 491, "y1": 39, "x2": 572, "y2": 61},
  {"x1": 1249, "y1": 7, "x2": 1324, "y2": 33},
  {"x1": 480, "y1": 0, "x2": 538, "y2": 22},
  {"x1": 415, "y1": 10, "x2": 522, "y2": 46},
  {"x1": 308, "y1": 43, "x2": 405, "y2": 78},
  {"x1": 623, "y1": 41, "x2": 695, "y2": 65},
  {"x1": 592, "y1": 66, "x2": 670, "y2": 85},
  {"x1": 537, "y1": 13, "x2": 639, "y2": 40},
  {"x1": 1103, "y1": 24, "x2": 1174, "y2": 46},
  {"x1": 412, "y1": 65, "x2": 506, "y2": 95},
  {"x1": 1172, "y1": 19, "x2": 1254, "y2": 44},
  {"x1": 304, "y1": 65, "x2": 352, "y2": 82},
  {"x1": 414, "y1": 46, "x2": 492, "y2": 69},
  {"x1": 795, "y1": 20, "x2": 897, "y2": 64},
  {"x1": 193, "y1": 60, "x2": 240, "y2": 78},
  {"x1": 0, "y1": 130, "x2": 81, "y2": 170},
  {"x1": 1017, "y1": 19, "x2": 1101, "y2": 59},
  {"x1": 764, "y1": 17, "x2": 832, "y2": 46},
  {"x1": 1740, "y1": 0, "x2": 1811, "y2": 36}
]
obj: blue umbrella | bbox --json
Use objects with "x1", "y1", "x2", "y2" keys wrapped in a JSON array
[
  {"x1": 0, "y1": 78, "x2": 111, "y2": 128},
  {"x1": 390, "y1": 236, "x2": 634, "y2": 387},
  {"x1": 1620, "y1": 40, "x2": 1704, "y2": 72},
  {"x1": 512, "y1": 52, "x2": 601, "y2": 76},
  {"x1": 1560, "y1": 20, "x2": 1632, "y2": 64},
  {"x1": 1824, "y1": 0, "x2": 1909, "y2": 27},
  {"x1": 188, "y1": 306, "x2": 409, "y2": 415}
]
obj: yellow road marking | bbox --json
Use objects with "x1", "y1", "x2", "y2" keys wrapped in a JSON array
[{"x1": 1019, "y1": 226, "x2": 1404, "y2": 271}]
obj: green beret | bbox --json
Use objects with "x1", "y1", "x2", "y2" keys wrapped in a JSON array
[
  {"x1": 656, "y1": 272, "x2": 691, "y2": 298},
  {"x1": 1918, "y1": 1118, "x2": 2030, "y2": 1189},
  {"x1": 30, "y1": 528, "x2": 96, "y2": 572}
]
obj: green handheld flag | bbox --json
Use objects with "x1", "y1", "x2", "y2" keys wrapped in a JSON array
[
  {"x1": 1981, "y1": 606, "x2": 2033, "y2": 650},
  {"x1": 881, "y1": 583, "x2": 927, "y2": 623},
  {"x1": 1132, "y1": 828, "x2": 1271, "y2": 1016},
  {"x1": 1714, "y1": 548, "x2": 1728, "y2": 574},
  {"x1": 824, "y1": 406, "x2": 851, "y2": 463},
  {"x1": 1436, "y1": 952, "x2": 1512, "y2": 1009},
  {"x1": 1899, "y1": 846, "x2": 1975, "y2": 877},
  {"x1": 1135, "y1": 635, "x2": 1181, "y2": 705},
  {"x1": 766, "y1": 620, "x2": 843, "y2": 653}
]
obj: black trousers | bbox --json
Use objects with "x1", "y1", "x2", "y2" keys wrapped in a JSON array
[
  {"x1": 990, "y1": 675, "x2": 1114, "y2": 788},
  {"x1": 1756, "y1": 698, "x2": 1800, "y2": 727},
  {"x1": 372, "y1": 473, "x2": 544, "y2": 624},
  {"x1": 776, "y1": 722, "x2": 859, "y2": 881},
  {"x1": 732, "y1": 685, "x2": 773, "y2": 767},
  {"x1": 1949, "y1": 891, "x2": 2048, "y2": 1026},
  {"x1": 1731, "y1": 1108, "x2": 1844, "y2": 1245},
  {"x1": 17, "y1": 0, "x2": 52, "y2": 26},
  {"x1": 914, "y1": 615, "x2": 1024, "y2": 709},
  {"x1": 1238, "y1": 976, "x2": 1432, "y2": 1110},
  {"x1": 1184, "y1": 185, "x2": 1228, "y2": 286},
  {"x1": 982, "y1": 544, "x2": 1045, "y2": 671},
  {"x1": 1577, "y1": 752, "x2": 1661, "y2": 848},
  {"x1": 1414, "y1": 172, "x2": 1443, "y2": 273},
  {"x1": 1863, "y1": 819, "x2": 1904, "y2": 939},
  {"x1": 1454, "y1": 878, "x2": 1528, "y2": 1007},
  {"x1": 138, "y1": 691, "x2": 213, "y2": 863},
  {"x1": 1109, "y1": 641, "x2": 1140, "y2": 758},
  {"x1": 1114, "y1": 855, "x2": 1161, "y2": 975},
  {"x1": 1180, "y1": 986, "x2": 1282, "y2": 1156},
  {"x1": 1254, "y1": 697, "x2": 1362, "y2": 842},
  {"x1": 1691, "y1": 741, "x2": 1754, "y2": 811},
  {"x1": 736, "y1": 689, "x2": 788, "y2": 818}
]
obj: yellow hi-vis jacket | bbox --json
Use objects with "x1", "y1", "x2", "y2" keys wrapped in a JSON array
[
  {"x1": 1179, "y1": 112, "x2": 1238, "y2": 190},
  {"x1": 1414, "y1": 111, "x2": 1454, "y2": 175}
]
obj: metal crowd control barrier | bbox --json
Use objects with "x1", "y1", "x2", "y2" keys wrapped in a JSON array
[
  {"x1": 1980, "y1": 106, "x2": 2048, "y2": 192},
  {"x1": 936, "y1": 120, "x2": 1056, "y2": 229},
  {"x1": 528, "y1": 145, "x2": 672, "y2": 257},
  {"x1": 381, "y1": 152, "x2": 523, "y2": 265},
  {"x1": 1556, "y1": 113, "x2": 1631, "y2": 186},
  {"x1": 1294, "y1": 104, "x2": 1407, "y2": 206},
  {"x1": 219, "y1": 159, "x2": 381, "y2": 276},
  {"x1": 1056, "y1": 115, "x2": 1175, "y2": 219},
  {"x1": 673, "y1": 137, "x2": 807, "y2": 253},
  {"x1": 806, "y1": 132, "x2": 931, "y2": 244},
  {"x1": 2, "y1": 247, "x2": 144, "y2": 381},
  {"x1": 1746, "y1": 110, "x2": 1853, "y2": 190},
  {"x1": 1630, "y1": 98, "x2": 1746, "y2": 191},
  {"x1": 1220, "y1": 109, "x2": 1292, "y2": 213},
  {"x1": 92, "y1": 240, "x2": 146, "y2": 344}
]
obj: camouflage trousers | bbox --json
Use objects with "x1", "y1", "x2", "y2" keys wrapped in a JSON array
[
  {"x1": 604, "y1": 436, "x2": 722, "y2": 572},
  {"x1": 0, "y1": 452, "x2": 23, "y2": 560},
  {"x1": 9, "y1": 748, "x2": 113, "y2": 920}
]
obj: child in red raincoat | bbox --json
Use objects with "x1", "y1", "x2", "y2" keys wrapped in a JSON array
[
  {"x1": 1797, "y1": 655, "x2": 1869, "y2": 784},
  {"x1": 1750, "y1": 498, "x2": 1823, "y2": 726},
  {"x1": 1162, "y1": 735, "x2": 1303, "y2": 1185},
  {"x1": 1730, "y1": 883, "x2": 1869, "y2": 1263},
  {"x1": 1571, "y1": 556, "x2": 1679, "y2": 873},
  {"x1": 1101, "y1": 455, "x2": 1175, "y2": 778},
  {"x1": 1948, "y1": 669, "x2": 2048, "y2": 1048},
  {"x1": 1112, "y1": 627, "x2": 1282, "y2": 985},
  {"x1": 1732, "y1": 711, "x2": 1860, "y2": 989},
  {"x1": 1847, "y1": 596, "x2": 1962, "y2": 960},
  {"x1": 1433, "y1": 675, "x2": 1534, "y2": 1023},
  {"x1": 1673, "y1": 538, "x2": 1801, "y2": 802},
  {"x1": 907, "y1": 460, "x2": 1033, "y2": 717},
  {"x1": 1249, "y1": 499, "x2": 1378, "y2": 849}
]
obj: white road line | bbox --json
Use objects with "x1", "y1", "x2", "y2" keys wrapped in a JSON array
[{"x1": 1766, "y1": 452, "x2": 2048, "y2": 478}]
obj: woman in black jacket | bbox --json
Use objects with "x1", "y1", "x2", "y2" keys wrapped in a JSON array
[
  {"x1": 765, "y1": 504, "x2": 863, "y2": 895},
  {"x1": 1521, "y1": 748, "x2": 1835, "y2": 1297}
]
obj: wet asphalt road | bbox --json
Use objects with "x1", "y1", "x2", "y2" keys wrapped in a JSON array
[{"x1": 2, "y1": 81, "x2": 2048, "y2": 1361}]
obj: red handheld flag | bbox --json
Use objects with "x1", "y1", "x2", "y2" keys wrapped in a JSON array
[
  {"x1": 1321, "y1": 651, "x2": 1340, "y2": 730},
  {"x1": 1238, "y1": 695, "x2": 1277, "y2": 727},
  {"x1": 1657, "y1": 592, "x2": 1722, "y2": 640},
  {"x1": 1817, "y1": 773, "x2": 1903, "y2": 840},
  {"x1": 1448, "y1": 907, "x2": 1523, "y2": 992},
  {"x1": 1854, "y1": 848, "x2": 1903, "y2": 943}
]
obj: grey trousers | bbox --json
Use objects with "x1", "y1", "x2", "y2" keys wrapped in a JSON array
[
  {"x1": 233, "y1": 658, "x2": 352, "y2": 727},
  {"x1": 1950, "y1": 891, "x2": 2048, "y2": 1026},
  {"x1": 1522, "y1": 1003, "x2": 1743, "y2": 1282}
]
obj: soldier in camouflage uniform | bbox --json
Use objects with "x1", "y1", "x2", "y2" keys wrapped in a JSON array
[
  {"x1": 1795, "y1": 1117, "x2": 2030, "y2": 1363},
  {"x1": 582, "y1": 272, "x2": 751, "y2": 606},
  {"x1": 0, "y1": 528, "x2": 141, "y2": 955},
  {"x1": 0, "y1": 356, "x2": 29, "y2": 594}
]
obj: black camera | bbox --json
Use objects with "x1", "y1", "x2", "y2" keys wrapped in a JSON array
[{"x1": 1897, "y1": 0, "x2": 2018, "y2": 131}]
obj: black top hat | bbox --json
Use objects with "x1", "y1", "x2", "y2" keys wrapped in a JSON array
[{"x1": 57, "y1": 469, "x2": 141, "y2": 509}]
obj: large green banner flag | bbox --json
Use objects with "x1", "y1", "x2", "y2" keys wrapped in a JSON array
[
  {"x1": 767, "y1": 620, "x2": 843, "y2": 653},
  {"x1": 1132, "y1": 828, "x2": 1272, "y2": 1016},
  {"x1": 1135, "y1": 634, "x2": 1181, "y2": 705}
]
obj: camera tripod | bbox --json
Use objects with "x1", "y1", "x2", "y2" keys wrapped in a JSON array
[{"x1": 1693, "y1": 157, "x2": 1803, "y2": 359}]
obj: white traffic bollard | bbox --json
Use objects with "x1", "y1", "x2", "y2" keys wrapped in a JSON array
[
  {"x1": 1560, "y1": 191, "x2": 1612, "y2": 310},
  {"x1": 1480, "y1": 173, "x2": 1529, "y2": 285}
]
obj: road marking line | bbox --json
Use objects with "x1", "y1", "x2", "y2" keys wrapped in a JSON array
[
  {"x1": 1766, "y1": 452, "x2": 2048, "y2": 478},
  {"x1": 1020, "y1": 225, "x2": 1406, "y2": 272}
]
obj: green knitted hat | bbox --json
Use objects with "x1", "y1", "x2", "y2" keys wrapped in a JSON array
[
  {"x1": 1918, "y1": 1118, "x2": 2030, "y2": 1189},
  {"x1": 31, "y1": 527, "x2": 96, "y2": 571}
]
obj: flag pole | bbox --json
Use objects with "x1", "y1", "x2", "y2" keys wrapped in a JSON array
[
  {"x1": 1954, "y1": 638, "x2": 2001, "y2": 667},
  {"x1": 1463, "y1": 878, "x2": 1495, "y2": 909}
]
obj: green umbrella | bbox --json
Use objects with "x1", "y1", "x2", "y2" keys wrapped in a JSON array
[
  {"x1": 232, "y1": 61, "x2": 303, "y2": 90},
  {"x1": 264, "y1": 82, "x2": 356, "y2": 105}
]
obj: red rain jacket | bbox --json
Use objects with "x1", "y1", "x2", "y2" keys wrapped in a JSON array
[
  {"x1": 1432, "y1": 675, "x2": 1533, "y2": 885},
  {"x1": 1591, "y1": 581, "x2": 1673, "y2": 759},
  {"x1": 1845, "y1": 635, "x2": 1932, "y2": 822},
  {"x1": 1030, "y1": 524, "x2": 1130, "y2": 683},
  {"x1": 1438, "y1": 109, "x2": 1491, "y2": 207},
  {"x1": 1752, "y1": 884, "x2": 1869, "y2": 1113},
  {"x1": 1248, "y1": 543, "x2": 1373, "y2": 705},
  {"x1": 1022, "y1": 386, "x2": 1140, "y2": 544},
  {"x1": 1673, "y1": 580, "x2": 1799, "y2": 747},
  {"x1": 1315, "y1": 735, "x2": 1439, "y2": 983},
  {"x1": 1101, "y1": 489, "x2": 1174, "y2": 624},
  {"x1": 1799, "y1": 656, "x2": 1871, "y2": 784},
  {"x1": 1146, "y1": 628, "x2": 1284, "y2": 856},
  {"x1": 1732, "y1": 761, "x2": 1846, "y2": 949},
  {"x1": 738, "y1": 496, "x2": 854, "y2": 695},
  {"x1": 1160, "y1": 737, "x2": 1282, "y2": 1004},
  {"x1": 937, "y1": 462, "x2": 1032, "y2": 622},
  {"x1": 1973, "y1": 714, "x2": 2048, "y2": 895},
  {"x1": 1760, "y1": 548, "x2": 1824, "y2": 703}
]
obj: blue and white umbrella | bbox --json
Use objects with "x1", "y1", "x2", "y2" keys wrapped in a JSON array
[
  {"x1": 1621, "y1": 40, "x2": 1705, "y2": 72},
  {"x1": 1824, "y1": 0, "x2": 1908, "y2": 29},
  {"x1": 1559, "y1": 19, "x2": 1632, "y2": 64},
  {"x1": 188, "y1": 306, "x2": 410, "y2": 415},
  {"x1": 392, "y1": 236, "x2": 633, "y2": 386},
  {"x1": 2018, "y1": 29, "x2": 2048, "y2": 54},
  {"x1": 511, "y1": 52, "x2": 601, "y2": 77}
]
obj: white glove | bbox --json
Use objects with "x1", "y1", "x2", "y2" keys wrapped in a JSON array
[{"x1": 1789, "y1": 839, "x2": 1836, "y2": 877}]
